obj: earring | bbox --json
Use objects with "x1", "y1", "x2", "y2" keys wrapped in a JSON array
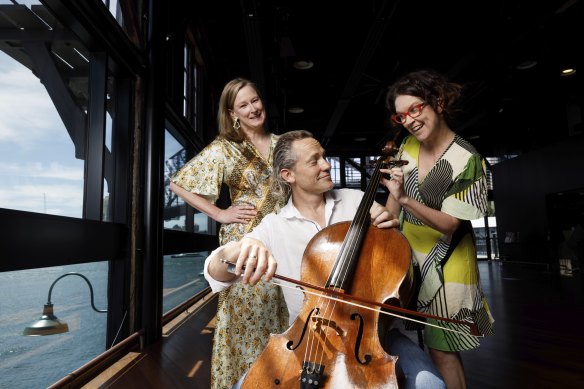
[{"x1": 233, "y1": 117, "x2": 241, "y2": 130}]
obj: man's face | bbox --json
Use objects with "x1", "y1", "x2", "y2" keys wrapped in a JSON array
[{"x1": 287, "y1": 137, "x2": 333, "y2": 194}]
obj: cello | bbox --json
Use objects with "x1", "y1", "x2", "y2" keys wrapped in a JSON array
[{"x1": 240, "y1": 141, "x2": 413, "y2": 388}]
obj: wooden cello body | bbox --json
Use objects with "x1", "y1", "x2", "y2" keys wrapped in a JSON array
[{"x1": 241, "y1": 148, "x2": 414, "y2": 388}]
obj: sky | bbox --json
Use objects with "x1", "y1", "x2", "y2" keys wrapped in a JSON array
[
  {"x1": 0, "y1": 51, "x2": 84, "y2": 218},
  {"x1": 0, "y1": 2, "x2": 129, "y2": 218}
]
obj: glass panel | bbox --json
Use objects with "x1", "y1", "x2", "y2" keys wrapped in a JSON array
[
  {"x1": 162, "y1": 251, "x2": 210, "y2": 314},
  {"x1": 164, "y1": 129, "x2": 213, "y2": 233},
  {"x1": 329, "y1": 157, "x2": 340, "y2": 186},
  {"x1": 164, "y1": 130, "x2": 188, "y2": 231},
  {"x1": 0, "y1": 1, "x2": 89, "y2": 218},
  {"x1": 183, "y1": 43, "x2": 188, "y2": 117},
  {"x1": 193, "y1": 64, "x2": 199, "y2": 132},
  {"x1": 345, "y1": 158, "x2": 362, "y2": 188},
  {"x1": 472, "y1": 216, "x2": 498, "y2": 259},
  {"x1": 103, "y1": 177, "x2": 110, "y2": 221},
  {"x1": 0, "y1": 50, "x2": 85, "y2": 217},
  {"x1": 0, "y1": 261, "x2": 108, "y2": 388},
  {"x1": 101, "y1": 0, "x2": 122, "y2": 26},
  {"x1": 181, "y1": 43, "x2": 200, "y2": 130},
  {"x1": 103, "y1": 79, "x2": 114, "y2": 221}
]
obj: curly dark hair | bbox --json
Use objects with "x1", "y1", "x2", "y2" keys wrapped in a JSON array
[{"x1": 385, "y1": 69, "x2": 463, "y2": 128}]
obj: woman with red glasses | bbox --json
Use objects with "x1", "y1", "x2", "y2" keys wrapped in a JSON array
[{"x1": 380, "y1": 69, "x2": 494, "y2": 389}]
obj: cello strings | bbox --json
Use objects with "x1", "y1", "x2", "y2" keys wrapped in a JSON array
[
  {"x1": 304, "y1": 290, "x2": 330, "y2": 374},
  {"x1": 311, "y1": 289, "x2": 336, "y2": 372},
  {"x1": 306, "y1": 159, "x2": 382, "y2": 373},
  {"x1": 311, "y1": 159, "x2": 383, "y2": 368}
]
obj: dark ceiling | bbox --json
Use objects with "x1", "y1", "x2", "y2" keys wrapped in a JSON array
[{"x1": 192, "y1": 0, "x2": 583, "y2": 158}]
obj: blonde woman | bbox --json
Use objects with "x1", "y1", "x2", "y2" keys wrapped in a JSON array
[{"x1": 171, "y1": 78, "x2": 288, "y2": 389}]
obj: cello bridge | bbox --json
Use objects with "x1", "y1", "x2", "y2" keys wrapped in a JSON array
[{"x1": 311, "y1": 317, "x2": 345, "y2": 336}]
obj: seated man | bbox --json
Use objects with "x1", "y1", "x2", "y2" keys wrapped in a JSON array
[{"x1": 205, "y1": 130, "x2": 445, "y2": 389}]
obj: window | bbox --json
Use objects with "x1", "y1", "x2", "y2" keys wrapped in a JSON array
[
  {"x1": 164, "y1": 128, "x2": 213, "y2": 233},
  {"x1": 183, "y1": 43, "x2": 201, "y2": 130},
  {"x1": 0, "y1": 44, "x2": 86, "y2": 218},
  {"x1": 1, "y1": 2, "x2": 133, "y2": 387},
  {"x1": 0, "y1": 262, "x2": 108, "y2": 388}
]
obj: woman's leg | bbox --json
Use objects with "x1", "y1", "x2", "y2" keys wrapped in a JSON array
[{"x1": 429, "y1": 348, "x2": 467, "y2": 389}]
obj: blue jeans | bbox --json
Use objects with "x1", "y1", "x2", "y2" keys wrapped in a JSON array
[
  {"x1": 232, "y1": 329, "x2": 444, "y2": 389},
  {"x1": 386, "y1": 328, "x2": 446, "y2": 389}
]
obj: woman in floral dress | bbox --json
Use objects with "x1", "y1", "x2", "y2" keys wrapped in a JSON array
[{"x1": 171, "y1": 78, "x2": 288, "y2": 389}]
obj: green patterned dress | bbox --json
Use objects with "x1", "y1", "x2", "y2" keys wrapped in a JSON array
[
  {"x1": 171, "y1": 134, "x2": 289, "y2": 389},
  {"x1": 398, "y1": 134, "x2": 494, "y2": 352}
]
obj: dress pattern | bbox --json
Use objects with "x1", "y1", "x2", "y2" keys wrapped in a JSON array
[
  {"x1": 398, "y1": 134, "x2": 494, "y2": 352},
  {"x1": 171, "y1": 134, "x2": 289, "y2": 388}
]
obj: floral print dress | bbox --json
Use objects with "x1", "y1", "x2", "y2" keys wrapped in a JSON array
[{"x1": 171, "y1": 134, "x2": 289, "y2": 388}]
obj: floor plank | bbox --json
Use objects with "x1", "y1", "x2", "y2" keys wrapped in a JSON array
[
  {"x1": 98, "y1": 262, "x2": 584, "y2": 388},
  {"x1": 462, "y1": 262, "x2": 584, "y2": 389}
]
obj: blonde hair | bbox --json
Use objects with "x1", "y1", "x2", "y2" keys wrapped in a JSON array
[
  {"x1": 272, "y1": 130, "x2": 314, "y2": 199},
  {"x1": 217, "y1": 78, "x2": 262, "y2": 142}
]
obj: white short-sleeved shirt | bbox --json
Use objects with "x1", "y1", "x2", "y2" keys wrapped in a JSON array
[{"x1": 204, "y1": 188, "x2": 364, "y2": 325}]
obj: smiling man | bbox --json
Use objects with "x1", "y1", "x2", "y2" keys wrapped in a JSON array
[{"x1": 204, "y1": 130, "x2": 446, "y2": 389}]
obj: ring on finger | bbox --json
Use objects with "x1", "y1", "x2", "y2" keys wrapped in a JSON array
[{"x1": 248, "y1": 255, "x2": 257, "y2": 259}]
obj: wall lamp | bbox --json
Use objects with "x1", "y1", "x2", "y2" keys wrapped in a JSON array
[{"x1": 23, "y1": 272, "x2": 107, "y2": 336}]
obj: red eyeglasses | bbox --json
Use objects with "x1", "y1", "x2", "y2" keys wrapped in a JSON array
[{"x1": 391, "y1": 102, "x2": 426, "y2": 124}]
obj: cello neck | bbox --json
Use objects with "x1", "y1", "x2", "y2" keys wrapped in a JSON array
[{"x1": 325, "y1": 158, "x2": 385, "y2": 290}]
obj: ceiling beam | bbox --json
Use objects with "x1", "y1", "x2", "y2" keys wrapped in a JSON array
[{"x1": 320, "y1": 0, "x2": 400, "y2": 148}]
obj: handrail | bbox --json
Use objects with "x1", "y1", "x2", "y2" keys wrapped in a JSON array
[
  {"x1": 162, "y1": 286, "x2": 211, "y2": 325},
  {"x1": 47, "y1": 330, "x2": 143, "y2": 388}
]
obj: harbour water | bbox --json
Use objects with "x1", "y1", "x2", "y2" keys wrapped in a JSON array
[{"x1": 0, "y1": 255, "x2": 207, "y2": 388}]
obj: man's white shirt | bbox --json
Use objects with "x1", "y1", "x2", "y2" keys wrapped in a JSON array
[{"x1": 204, "y1": 188, "x2": 365, "y2": 325}]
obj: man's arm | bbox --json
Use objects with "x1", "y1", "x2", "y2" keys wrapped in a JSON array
[{"x1": 205, "y1": 237, "x2": 278, "y2": 288}]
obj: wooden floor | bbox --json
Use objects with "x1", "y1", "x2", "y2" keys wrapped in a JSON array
[{"x1": 96, "y1": 261, "x2": 584, "y2": 389}]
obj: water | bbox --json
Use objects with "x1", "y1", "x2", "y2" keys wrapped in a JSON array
[
  {"x1": 0, "y1": 262, "x2": 108, "y2": 388},
  {"x1": 0, "y1": 254, "x2": 208, "y2": 388}
]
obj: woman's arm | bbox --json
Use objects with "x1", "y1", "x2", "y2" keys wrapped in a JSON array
[
  {"x1": 370, "y1": 202, "x2": 400, "y2": 229},
  {"x1": 170, "y1": 182, "x2": 256, "y2": 224},
  {"x1": 396, "y1": 195, "x2": 460, "y2": 235},
  {"x1": 380, "y1": 167, "x2": 460, "y2": 236}
]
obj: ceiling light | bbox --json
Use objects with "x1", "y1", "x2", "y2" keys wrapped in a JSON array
[
  {"x1": 293, "y1": 60, "x2": 314, "y2": 70},
  {"x1": 560, "y1": 68, "x2": 576, "y2": 77},
  {"x1": 288, "y1": 106, "x2": 304, "y2": 114}
]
